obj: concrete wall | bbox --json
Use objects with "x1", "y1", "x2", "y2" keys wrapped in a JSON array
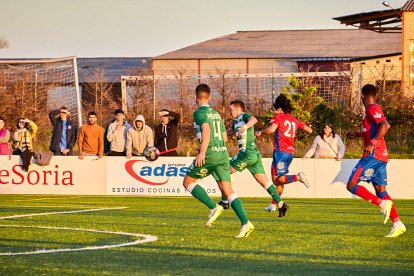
[
  {"x1": 1, "y1": 155, "x2": 413, "y2": 199},
  {"x1": 351, "y1": 55, "x2": 403, "y2": 88}
]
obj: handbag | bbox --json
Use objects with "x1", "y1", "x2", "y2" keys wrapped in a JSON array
[{"x1": 35, "y1": 152, "x2": 53, "y2": 166}]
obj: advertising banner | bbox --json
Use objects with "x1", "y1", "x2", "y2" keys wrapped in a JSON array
[
  {"x1": 0, "y1": 155, "x2": 106, "y2": 195},
  {"x1": 1, "y1": 155, "x2": 413, "y2": 198},
  {"x1": 106, "y1": 156, "x2": 220, "y2": 196}
]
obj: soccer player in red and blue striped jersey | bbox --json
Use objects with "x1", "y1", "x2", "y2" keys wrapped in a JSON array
[
  {"x1": 256, "y1": 94, "x2": 312, "y2": 212},
  {"x1": 346, "y1": 84, "x2": 405, "y2": 237}
]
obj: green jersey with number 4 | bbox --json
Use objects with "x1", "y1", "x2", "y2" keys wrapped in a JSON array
[
  {"x1": 194, "y1": 105, "x2": 227, "y2": 153},
  {"x1": 186, "y1": 105, "x2": 230, "y2": 181}
]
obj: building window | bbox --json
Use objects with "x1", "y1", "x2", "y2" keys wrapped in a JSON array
[{"x1": 411, "y1": 40, "x2": 414, "y2": 86}]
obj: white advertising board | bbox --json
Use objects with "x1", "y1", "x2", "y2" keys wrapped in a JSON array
[
  {"x1": 106, "y1": 156, "x2": 220, "y2": 196},
  {"x1": 1, "y1": 155, "x2": 413, "y2": 199},
  {"x1": 0, "y1": 155, "x2": 106, "y2": 195}
]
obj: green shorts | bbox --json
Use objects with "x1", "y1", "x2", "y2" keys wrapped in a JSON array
[
  {"x1": 230, "y1": 149, "x2": 266, "y2": 175},
  {"x1": 186, "y1": 150, "x2": 231, "y2": 182}
]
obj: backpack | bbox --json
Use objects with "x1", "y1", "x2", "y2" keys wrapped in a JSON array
[{"x1": 35, "y1": 152, "x2": 53, "y2": 166}]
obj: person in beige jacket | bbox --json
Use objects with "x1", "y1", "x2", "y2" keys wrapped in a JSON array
[
  {"x1": 303, "y1": 123, "x2": 345, "y2": 160},
  {"x1": 126, "y1": 115, "x2": 154, "y2": 159},
  {"x1": 107, "y1": 109, "x2": 131, "y2": 156}
]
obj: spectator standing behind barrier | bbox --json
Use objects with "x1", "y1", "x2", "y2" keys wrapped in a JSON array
[
  {"x1": 78, "y1": 111, "x2": 104, "y2": 160},
  {"x1": 154, "y1": 109, "x2": 180, "y2": 156},
  {"x1": 106, "y1": 109, "x2": 131, "y2": 156},
  {"x1": 303, "y1": 123, "x2": 345, "y2": 161},
  {"x1": 103, "y1": 117, "x2": 115, "y2": 156},
  {"x1": 12, "y1": 117, "x2": 38, "y2": 155},
  {"x1": 49, "y1": 106, "x2": 77, "y2": 156},
  {"x1": 126, "y1": 114, "x2": 154, "y2": 159},
  {"x1": 0, "y1": 117, "x2": 11, "y2": 155}
]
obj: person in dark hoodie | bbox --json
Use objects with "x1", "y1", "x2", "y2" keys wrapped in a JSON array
[
  {"x1": 154, "y1": 109, "x2": 180, "y2": 156},
  {"x1": 126, "y1": 114, "x2": 154, "y2": 158},
  {"x1": 49, "y1": 106, "x2": 77, "y2": 156}
]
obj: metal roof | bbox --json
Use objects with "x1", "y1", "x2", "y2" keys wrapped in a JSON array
[
  {"x1": 333, "y1": 9, "x2": 402, "y2": 33},
  {"x1": 153, "y1": 29, "x2": 401, "y2": 60},
  {"x1": 77, "y1": 57, "x2": 150, "y2": 83},
  {"x1": 403, "y1": 0, "x2": 414, "y2": 11}
]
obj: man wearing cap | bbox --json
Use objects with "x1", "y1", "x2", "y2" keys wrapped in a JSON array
[
  {"x1": 126, "y1": 114, "x2": 154, "y2": 159},
  {"x1": 106, "y1": 109, "x2": 131, "y2": 156},
  {"x1": 154, "y1": 109, "x2": 180, "y2": 156},
  {"x1": 49, "y1": 106, "x2": 77, "y2": 156}
]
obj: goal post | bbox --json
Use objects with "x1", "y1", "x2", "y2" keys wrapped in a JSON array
[{"x1": 0, "y1": 56, "x2": 83, "y2": 127}]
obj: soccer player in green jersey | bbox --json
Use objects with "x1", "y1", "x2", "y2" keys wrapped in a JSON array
[
  {"x1": 217, "y1": 100, "x2": 289, "y2": 217},
  {"x1": 183, "y1": 84, "x2": 254, "y2": 238}
]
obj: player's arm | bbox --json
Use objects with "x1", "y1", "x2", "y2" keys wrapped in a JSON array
[
  {"x1": 255, "y1": 122, "x2": 278, "y2": 136},
  {"x1": 196, "y1": 122, "x2": 210, "y2": 167},
  {"x1": 303, "y1": 125, "x2": 313, "y2": 134},
  {"x1": 238, "y1": 116, "x2": 258, "y2": 136},
  {"x1": 364, "y1": 118, "x2": 390, "y2": 153},
  {"x1": 346, "y1": 130, "x2": 363, "y2": 139}
]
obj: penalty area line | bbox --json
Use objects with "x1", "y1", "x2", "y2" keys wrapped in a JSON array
[
  {"x1": 0, "y1": 207, "x2": 128, "y2": 220},
  {"x1": 0, "y1": 225, "x2": 158, "y2": 256}
]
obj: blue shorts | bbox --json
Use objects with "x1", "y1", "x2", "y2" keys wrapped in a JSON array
[
  {"x1": 348, "y1": 154, "x2": 388, "y2": 185},
  {"x1": 271, "y1": 151, "x2": 294, "y2": 177}
]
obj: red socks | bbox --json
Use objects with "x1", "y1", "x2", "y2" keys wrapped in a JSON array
[{"x1": 354, "y1": 185, "x2": 382, "y2": 206}]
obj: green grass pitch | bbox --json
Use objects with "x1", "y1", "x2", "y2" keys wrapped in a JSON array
[{"x1": 0, "y1": 195, "x2": 413, "y2": 275}]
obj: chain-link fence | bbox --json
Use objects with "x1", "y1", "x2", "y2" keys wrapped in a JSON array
[{"x1": 122, "y1": 71, "x2": 355, "y2": 128}]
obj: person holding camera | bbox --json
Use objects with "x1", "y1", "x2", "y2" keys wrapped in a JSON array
[
  {"x1": 12, "y1": 117, "x2": 38, "y2": 155},
  {"x1": 154, "y1": 109, "x2": 180, "y2": 156}
]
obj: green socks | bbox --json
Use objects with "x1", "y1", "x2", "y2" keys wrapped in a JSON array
[
  {"x1": 267, "y1": 184, "x2": 282, "y2": 204},
  {"x1": 190, "y1": 184, "x2": 216, "y2": 209},
  {"x1": 230, "y1": 197, "x2": 248, "y2": 225}
]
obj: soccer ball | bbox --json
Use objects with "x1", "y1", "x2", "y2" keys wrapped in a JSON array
[{"x1": 144, "y1": 146, "x2": 160, "y2": 161}]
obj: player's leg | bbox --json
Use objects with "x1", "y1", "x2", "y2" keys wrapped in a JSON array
[
  {"x1": 219, "y1": 180, "x2": 254, "y2": 238},
  {"x1": 346, "y1": 157, "x2": 393, "y2": 224},
  {"x1": 273, "y1": 151, "x2": 309, "y2": 189},
  {"x1": 372, "y1": 166, "x2": 406, "y2": 237},
  {"x1": 253, "y1": 172, "x2": 289, "y2": 217},
  {"x1": 215, "y1": 161, "x2": 254, "y2": 238},
  {"x1": 184, "y1": 162, "x2": 223, "y2": 226},
  {"x1": 217, "y1": 166, "x2": 238, "y2": 209},
  {"x1": 183, "y1": 174, "x2": 216, "y2": 209}
]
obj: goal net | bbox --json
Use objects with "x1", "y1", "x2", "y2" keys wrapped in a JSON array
[{"x1": 0, "y1": 56, "x2": 82, "y2": 127}]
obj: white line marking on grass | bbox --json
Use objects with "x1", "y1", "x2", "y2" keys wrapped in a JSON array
[
  {"x1": 13, "y1": 196, "x2": 84, "y2": 202},
  {"x1": 0, "y1": 207, "x2": 127, "y2": 220},
  {"x1": 0, "y1": 225, "x2": 158, "y2": 256}
]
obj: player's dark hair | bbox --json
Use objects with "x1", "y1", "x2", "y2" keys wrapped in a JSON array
[
  {"x1": 195, "y1": 84, "x2": 210, "y2": 99},
  {"x1": 0, "y1": 116, "x2": 4, "y2": 122},
  {"x1": 230, "y1": 100, "x2": 245, "y2": 112},
  {"x1": 361, "y1": 84, "x2": 378, "y2": 97},
  {"x1": 273, "y1": 93, "x2": 293, "y2": 113},
  {"x1": 319, "y1": 122, "x2": 336, "y2": 139},
  {"x1": 88, "y1": 111, "x2": 97, "y2": 117}
]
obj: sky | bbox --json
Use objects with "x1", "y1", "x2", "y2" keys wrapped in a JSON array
[{"x1": 0, "y1": 0, "x2": 407, "y2": 58}]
